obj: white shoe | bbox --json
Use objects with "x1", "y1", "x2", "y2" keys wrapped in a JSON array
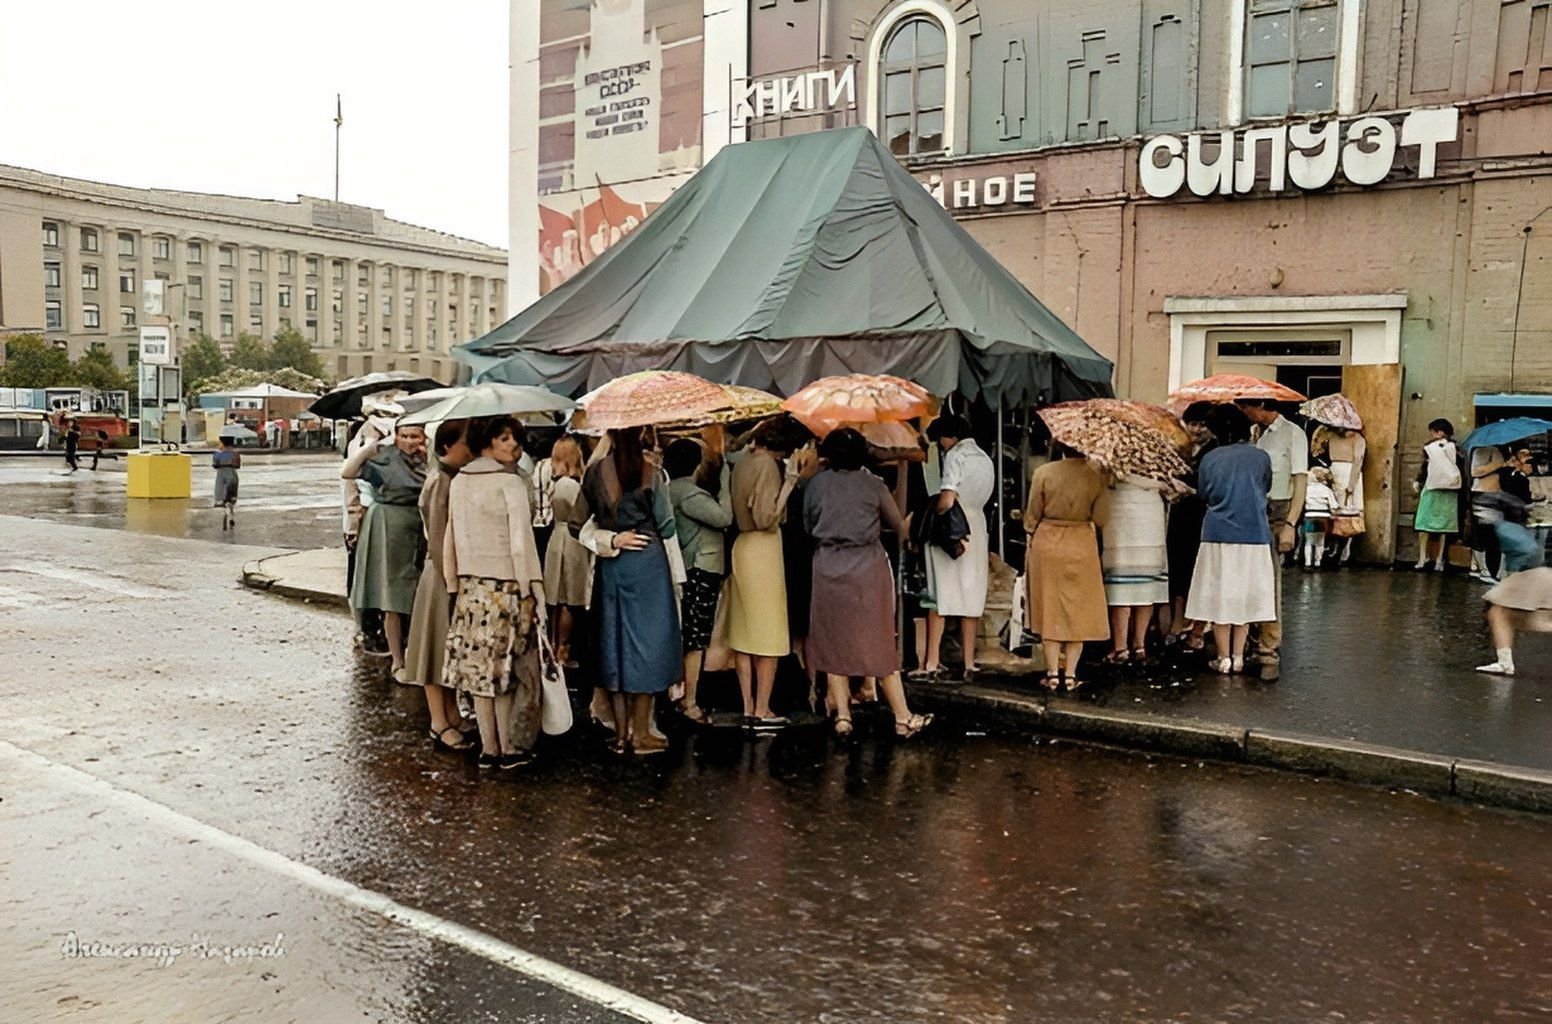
[
  {"x1": 1475, "y1": 662, "x2": 1514, "y2": 676},
  {"x1": 1434, "y1": 560, "x2": 1446, "y2": 572},
  {"x1": 1414, "y1": 560, "x2": 1429, "y2": 570},
  {"x1": 1472, "y1": 572, "x2": 1499, "y2": 584}
]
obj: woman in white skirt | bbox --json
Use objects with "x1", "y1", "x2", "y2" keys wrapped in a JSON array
[
  {"x1": 1098, "y1": 474, "x2": 1170, "y2": 664},
  {"x1": 1186, "y1": 406, "x2": 1278, "y2": 674}
]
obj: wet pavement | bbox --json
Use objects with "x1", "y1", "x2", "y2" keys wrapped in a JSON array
[{"x1": 3, "y1": 513, "x2": 1552, "y2": 1022}]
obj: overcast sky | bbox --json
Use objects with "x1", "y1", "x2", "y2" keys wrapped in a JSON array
[{"x1": 0, "y1": 0, "x2": 511, "y2": 248}]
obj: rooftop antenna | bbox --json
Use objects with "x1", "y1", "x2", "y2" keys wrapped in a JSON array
[{"x1": 333, "y1": 94, "x2": 343, "y2": 202}]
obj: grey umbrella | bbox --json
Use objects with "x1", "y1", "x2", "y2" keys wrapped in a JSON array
[
  {"x1": 398, "y1": 383, "x2": 574, "y2": 428},
  {"x1": 309, "y1": 371, "x2": 444, "y2": 419}
]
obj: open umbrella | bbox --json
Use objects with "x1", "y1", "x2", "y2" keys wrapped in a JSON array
[
  {"x1": 781, "y1": 374, "x2": 937, "y2": 437},
  {"x1": 309, "y1": 371, "x2": 444, "y2": 420},
  {"x1": 398, "y1": 383, "x2": 575, "y2": 428},
  {"x1": 1171, "y1": 373, "x2": 1305, "y2": 404},
  {"x1": 218, "y1": 424, "x2": 258, "y2": 442},
  {"x1": 1066, "y1": 398, "x2": 1191, "y2": 452},
  {"x1": 1461, "y1": 417, "x2": 1552, "y2": 451},
  {"x1": 575, "y1": 371, "x2": 731, "y2": 431},
  {"x1": 1038, "y1": 405, "x2": 1189, "y2": 483},
  {"x1": 1300, "y1": 393, "x2": 1364, "y2": 431}
]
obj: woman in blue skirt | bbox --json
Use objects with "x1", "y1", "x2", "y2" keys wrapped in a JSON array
[{"x1": 574, "y1": 427, "x2": 681, "y2": 755}]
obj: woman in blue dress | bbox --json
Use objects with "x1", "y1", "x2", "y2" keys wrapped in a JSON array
[
  {"x1": 573, "y1": 427, "x2": 681, "y2": 755},
  {"x1": 212, "y1": 436, "x2": 241, "y2": 530}
]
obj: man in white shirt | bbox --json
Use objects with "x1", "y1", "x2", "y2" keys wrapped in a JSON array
[{"x1": 1237, "y1": 400, "x2": 1309, "y2": 681}]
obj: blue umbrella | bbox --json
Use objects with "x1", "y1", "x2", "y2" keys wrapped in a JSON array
[{"x1": 1461, "y1": 417, "x2": 1552, "y2": 450}]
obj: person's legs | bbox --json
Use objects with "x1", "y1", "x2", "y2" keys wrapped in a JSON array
[
  {"x1": 631, "y1": 694, "x2": 667, "y2": 753},
  {"x1": 1230, "y1": 624, "x2": 1250, "y2": 670},
  {"x1": 877, "y1": 672, "x2": 930, "y2": 735},
  {"x1": 492, "y1": 693, "x2": 516, "y2": 754},
  {"x1": 1130, "y1": 605, "x2": 1153, "y2": 654},
  {"x1": 1259, "y1": 501, "x2": 1287, "y2": 672},
  {"x1": 554, "y1": 605, "x2": 575, "y2": 663},
  {"x1": 735, "y1": 652, "x2": 754, "y2": 716},
  {"x1": 680, "y1": 650, "x2": 706, "y2": 719},
  {"x1": 924, "y1": 612, "x2": 946, "y2": 671},
  {"x1": 1108, "y1": 607, "x2": 1130, "y2": 657},
  {"x1": 753, "y1": 656, "x2": 779, "y2": 719},
  {"x1": 1041, "y1": 640, "x2": 1063, "y2": 685},
  {"x1": 1416, "y1": 531, "x2": 1434, "y2": 569},
  {"x1": 609, "y1": 691, "x2": 629, "y2": 750},
  {"x1": 383, "y1": 612, "x2": 406, "y2": 671},
  {"x1": 1062, "y1": 641, "x2": 1086, "y2": 681},
  {"x1": 473, "y1": 696, "x2": 499, "y2": 758},
  {"x1": 423, "y1": 685, "x2": 455, "y2": 734},
  {"x1": 1477, "y1": 605, "x2": 1518, "y2": 675},
  {"x1": 826, "y1": 673, "x2": 852, "y2": 733},
  {"x1": 959, "y1": 616, "x2": 979, "y2": 671},
  {"x1": 1210, "y1": 623, "x2": 1232, "y2": 672}
]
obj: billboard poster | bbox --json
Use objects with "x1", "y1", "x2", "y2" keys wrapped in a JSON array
[{"x1": 536, "y1": 0, "x2": 703, "y2": 295}]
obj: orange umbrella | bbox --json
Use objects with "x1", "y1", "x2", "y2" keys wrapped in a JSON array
[
  {"x1": 1054, "y1": 398, "x2": 1191, "y2": 452},
  {"x1": 575, "y1": 371, "x2": 731, "y2": 431},
  {"x1": 781, "y1": 374, "x2": 937, "y2": 437},
  {"x1": 1170, "y1": 373, "x2": 1305, "y2": 403},
  {"x1": 1038, "y1": 405, "x2": 1189, "y2": 483}
]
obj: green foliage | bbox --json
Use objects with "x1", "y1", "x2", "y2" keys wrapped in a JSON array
[
  {"x1": 0, "y1": 334, "x2": 71, "y2": 387},
  {"x1": 187, "y1": 366, "x2": 326, "y2": 398},
  {"x1": 229, "y1": 332, "x2": 270, "y2": 372},
  {"x1": 180, "y1": 333, "x2": 226, "y2": 385},
  {"x1": 268, "y1": 324, "x2": 326, "y2": 379},
  {"x1": 69, "y1": 347, "x2": 132, "y2": 393}
]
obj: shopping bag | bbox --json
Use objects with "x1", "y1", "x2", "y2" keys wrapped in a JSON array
[{"x1": 538, "y1": 633, "x2": 573, "y2": 736}]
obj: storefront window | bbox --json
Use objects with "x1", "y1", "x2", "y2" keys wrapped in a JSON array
[{"x1": 879, "y1": 16, "x2": 947, "y2": 157}]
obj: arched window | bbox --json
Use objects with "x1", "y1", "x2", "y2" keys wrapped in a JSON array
[{"x1": 879, "y1": 16, "x2": 947, "y2": 157}]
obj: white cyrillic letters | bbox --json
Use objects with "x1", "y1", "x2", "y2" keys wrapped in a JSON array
[
  {"x1": 1400, "y1": 107, "x2": 1459, "y2": 179},
  {"x1": 1286, "y1": 120, "x2": 1341, "y2": 190},
  {"x1": 1012, "y1": 172, "x2": 1037, "y2": 203},
  {"x1": 1236, "y1": 126, "x2": 1289, "y2": 194},
  {"x1": 952, "y1": 178, "x2": 976, "y2": 208},
  {"x1": 1341, "y1": 116, "x2": 1397, "y2": 186},
  {"x1": 1187, "y1": 132, "x2": 1235, "y2": 197},
  {"x1": 1140, "y1": 135, "x2": 1186, "y2": 198}
]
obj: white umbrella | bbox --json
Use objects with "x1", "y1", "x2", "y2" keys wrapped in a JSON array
[{"x1": 399, "y1": 383, "x2": 574, "y2": 428}]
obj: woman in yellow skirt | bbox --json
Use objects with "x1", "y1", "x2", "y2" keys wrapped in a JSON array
[{"x1": 725, "y1": 418, "x2": 815, "y2": 727}]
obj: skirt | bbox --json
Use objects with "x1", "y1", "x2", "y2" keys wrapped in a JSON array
[
  {"x1": 1026, "y1": 520, "x2": 1109, "y2": 642},
  {"x1": 543, "y1": 524, "x2": 592, "y2": 608},
  {"x1": 1415, "y1": 488, "x2": 1459, "y2": 533},
  {"x1": 926, "y1": 504, "x2": 989, "y2": 617},
  {"x1": 808, "y1": 543, "x2": 898, "y2": 678},
  {"x1": 443, "y1": 576, "x2": 541, "y2": 699},
  {"x1": 213, "y1": 467, "x2": 239, "y2": 506},
  {"x1": 403, "y1": 562, "x2": 452, "y2": 688},
  {"x1": 681, "y1": 566, "x2": 721, "y2": 653},
  {"x1": 349, "y1": 502, "x2": 423, "y2": 615},
  {"x1": 1485, "y1": 565, "x2": 1552, "y2": 612},
  {"x1": 1102, "y1": 488, "x2": 1169, "y2": 607},
  {"x1": 593, "y1": 540, "x2": 681, "y2": 694},
  {"x1": 726, "y1": 529, "x2": 789, "y2": 657},
  {"x1": 1185, "y1": 543, "x2": 1277, "y2": 626}
]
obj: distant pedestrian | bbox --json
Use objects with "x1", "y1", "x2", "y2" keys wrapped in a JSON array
[
  {"x1": 1186, "y1": 405, "x2": 1277, "y2": 676},
  {"x1": 921, "y1": 414, "x2": 995, "y2": 679},
  {"x1": 1413, "y1": 418, "x2": 1461, "y2": 571},
  {"x1": 1300, "y1": 466, "x2": 1339, "y2": 569},
  {"x1": 1313, "y1": 424, "x2": 1367, "y2": 565},
  {"x1": 1476, "y1": 566, "x2": 1552, "y2": 677},
  {"x1": 1022, "y1": 441, "x2": 1108, "y2": 691},
  {"x1": 90, "y1": 430, "x2": 108, "y2": 470},
  {"x1": 1468, "y1": 444, "x2": 1506, "y2": 582},
  {"x1": 63, "y1": 418, "x2": 80, "y2": 472},
  {"x1": 212, "y1": 437, "x2": 242, "y2": 530}
]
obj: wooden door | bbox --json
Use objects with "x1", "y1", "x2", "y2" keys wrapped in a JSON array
[{"x1": 1342, "y1": 363, "x2": 1403, "y2": 563}]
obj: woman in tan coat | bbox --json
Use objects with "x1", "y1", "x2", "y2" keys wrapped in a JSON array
[
  {"x1": 1024, "y1": 443, "x2": 1110, "y2": 691},
  {"x1": 443, "y1": 416, "x2": 547, "y2": 771}
]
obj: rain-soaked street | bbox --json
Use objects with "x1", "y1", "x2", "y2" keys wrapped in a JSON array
[{"x1": 4, "y1": 460, "x2": 1552, "y2": 1022}]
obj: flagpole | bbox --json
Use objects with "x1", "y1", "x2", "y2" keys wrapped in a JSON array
[{"x1": 333, "y1": 94, "x2": 343, "y2": 202}]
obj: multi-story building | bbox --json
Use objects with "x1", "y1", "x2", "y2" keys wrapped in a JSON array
[
  {"x1": 511, "y1": 0, "x2": 1552, "y2": 561},
  {"x1": 0, "y1": 165, "x2": 508, "y2": 384}
]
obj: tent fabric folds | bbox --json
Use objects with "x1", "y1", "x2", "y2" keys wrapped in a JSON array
[{"x1": 459, "y1": 127, "x2": 1114, "y2": 405}]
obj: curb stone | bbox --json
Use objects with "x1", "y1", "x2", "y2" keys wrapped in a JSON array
[
  {"x1": 1452, "y1": 760, "x2": 1552, "y2": 813},
  {"x1": 1244, "y1": 730, "x2": 1455, "y2": 797}
]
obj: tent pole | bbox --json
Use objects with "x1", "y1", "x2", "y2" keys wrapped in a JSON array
[{"x1": 995, "y1": 397, "x2": 1005, "y2": 561}]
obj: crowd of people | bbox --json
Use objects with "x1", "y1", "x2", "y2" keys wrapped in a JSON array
[{"x1": 332, "y1": 391, "x2": 1549, "y2": 765}]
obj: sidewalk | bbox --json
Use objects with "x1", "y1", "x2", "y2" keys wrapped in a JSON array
[{"x1": 241, "y1": 552, "x2": 1552, "y2": 811}]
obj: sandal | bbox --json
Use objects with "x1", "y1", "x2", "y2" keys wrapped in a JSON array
[
  {"x1": 1211, "y1": 657, "x2": 1233, "y2": 675},
  {"x1": 678, "y1": 702, "x2": 709, "y2": 724},
  {"x1": 1064, "y1": 675, "x2": 1087, "y2": 693},
  {"x1": 433, "y1": 726, "x2": 473, "y2": 753},
  {"x1": 1102, "y1": 650, "x2": 1131, "y2": 666},
  {"x1": 894, "y1": 713, "x2": 933, "y2": 738},
  {"x1": 833, "y1": 715, "x2": 853, "y2": 738},
  {"x1": 1040, "y1": 672, "x2": 1062, "y2": 692}
]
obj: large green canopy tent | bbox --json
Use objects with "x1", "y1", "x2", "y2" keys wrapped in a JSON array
[{"x1": 459, "y1": 127, "x2": 1113, "y2": 404}]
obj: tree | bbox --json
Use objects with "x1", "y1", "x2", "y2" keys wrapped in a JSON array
[
  {"x1": 0, "y1": 334, "x2": 72, "y2": 388},
  {"x1": 68, "y1": 348, "x2": 132, "y2": 393},
  {"x1": 180, "y1": 332, "x2": 226, "y2": 386},
  {"x1": 188, "y1": 367, "x2": 325, "y2": 398},
  {"x1": 229, "y1": 332, "x2": 270, "y2": 371},
  {"x1": 268, "y1": 324, "x2": 326, "y2": 380}
]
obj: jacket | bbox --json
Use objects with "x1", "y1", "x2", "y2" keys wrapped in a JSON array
[
  {"x1": 443, "y1": 456, "x2": 544, "y2": 598},
  {"x1": 669, "y1": 476, "x2": 732, "y2": 574}
]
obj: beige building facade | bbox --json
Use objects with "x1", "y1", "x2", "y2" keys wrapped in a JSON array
[{"x1": 0, "y1": 165, "x2": 508, "y2": 384}]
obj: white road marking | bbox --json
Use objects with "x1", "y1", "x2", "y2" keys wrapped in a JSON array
[
  {"x1": 0, "y1": 739, "x2": 708, "y2": 1024},
  {"x1": 0, "y1": 563, "x2": 170, "y2": 598}
]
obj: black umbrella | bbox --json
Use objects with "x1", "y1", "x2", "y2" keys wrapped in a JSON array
[{"x1": 308, "y1": 371, "x2": 443, "y2": 420}]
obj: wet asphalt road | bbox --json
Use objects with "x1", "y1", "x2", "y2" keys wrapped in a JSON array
[{"x1": 3, "y1": 504, "x2": 1552, "y2": 1021}]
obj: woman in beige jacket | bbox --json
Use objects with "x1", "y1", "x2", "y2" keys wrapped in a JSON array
[{"x1": 442, "y1": 416, "x2": 547, "y2": 770}]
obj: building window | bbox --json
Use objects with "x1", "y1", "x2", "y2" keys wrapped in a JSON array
[
  {"x1": 403, "y1": 268, "x2": 416, "y2": 287},
  {"x1": 382, "y1": 294, "x2": 393, "y2": 317},
  {"x1": 81, "y1": 228, "x2": 99, "y2": 253},
  {"x1": 332, "y1": 289, "x2": 343, "y2": 313},
  {"x1": 118, "y1": 232, "x2": 136, "y2": 257},
  {"x1": 279, "y1": 252, "x2": 293, "y2": 274},
  {"x1": 305, "y1": 287, "x2": 318, "y2": 312},
  {"x1": 44, "y1": 262, "x2": 61, "y2": 288},
  {"x1": 120, "y1": 270, "x2": 136, "y2": 294},
  {"x1": 82, "y1": 266, "x2": 99, "y2": 290},
  {"x1": 248, "y1": 248, "x2": 263, "y2": 271},
  {"x1": 219, "y1": 278, "x2": 234, "y2": 302},
  {"x1": 153, "y1": 236, "x2": 171, "y2": 260},
  {"x1": 220, "y1": 246, "x2": 235, "y2": 268},
  {"x1": 358, "y1": 266, "x2": 370, "y2": 286},
  {"x1": 188, "y1": 276, "x2": 203, "y2": 300},
  {"x1": 83, "y1": 303, "x2": 101, "y2": 329},
  {"x1": 43, "y1": 222, "x2": 60, "y2": 247},
  {"x1": 220, "y1": 313, "x2": 234, "y2": 338},
  {"x1": 249, "y1": 281, "x2": 263, "y2": 305},
  {"x1": 358, "y1": 293, "x2": 368, "y2": 315},
  {"x1": 332, "y1": 261, "x2": 344, "y2": 281},
  {"x1": 188, "y1": 241, "x2": 203, "y2": 264},
  {"x1": 189, "y1": 310, "x2": 203, "y2": 333},
  {"x1": 306, "y1": 256, "x2": 320, "y2": 277},
  {"x1": 279, "y1": 284, "x2": 292, "y2": 308},
  {"x1": 120, "y1": 305, "x2": 137, "y2": 329},
  {"x1": 878, "y1": 16, "x2": 948, "y2": 157},
  {"x1": 306, "y1": 319, "x2": 318, "y2": 342},
  {"x1": 45, "y1": 301, "x2": 62, "y2": 329},
  {"x1": 250, "y1": 312, "x2": 263, "y2": 329},
  {"x1": 1244, "y1": 0, "x2": 1339, "y2": 117},
  {"x1": 404, "y1": 295, "x2": 414, "y2": 316}
]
